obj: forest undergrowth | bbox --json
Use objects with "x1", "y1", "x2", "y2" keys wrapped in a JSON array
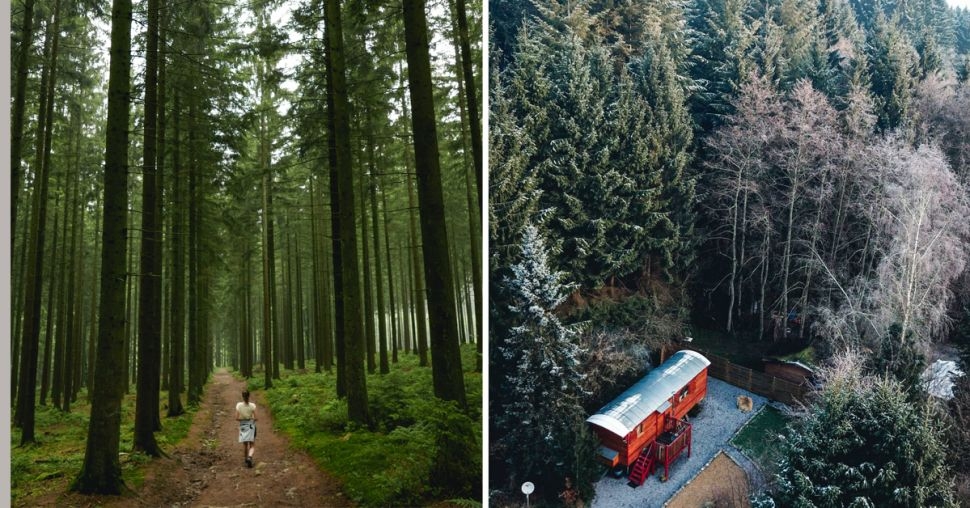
[
  {"x1": 247, "y1": 343, "x2": 483, "y2": 507},
  {"x1": 10, "y1": 390, "x2": 196, "y2": 503}
]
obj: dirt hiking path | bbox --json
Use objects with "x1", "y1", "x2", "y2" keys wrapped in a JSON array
[{"x1": 36, "y1": 368, "x2": 353, "y2": 507}]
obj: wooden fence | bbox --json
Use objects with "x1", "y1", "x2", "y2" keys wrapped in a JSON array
[{"x1": 667, "y1": 347, "x2": 811, "y2": 406}]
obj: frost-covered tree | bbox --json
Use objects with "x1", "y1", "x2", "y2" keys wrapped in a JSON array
[
  {"x1": 869, "y1": 141, "x2": 970, "y2": 343},
  {"x1": 775, "y1": 370, "x2": 957, "y2": 507},
  {"x1": 703, "y1": 74, "x2": 780, "y2": 333},
  {"x1": 492, "y1": 224, "x2": 590, "y2": 499},
  {"x1": 911, "y1": 76, "x2": 970, "y2": 184}
]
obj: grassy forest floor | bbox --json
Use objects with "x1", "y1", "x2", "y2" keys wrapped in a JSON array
[
  {"x1": 11, "y1": 388, "x2": 196, "y2": 504},
  {"x1": 253, "y1": 344, "x2": 483, "y2": 506},
  {"x1": 11, "y1": 344, "x2": 482, "y2": 507}
]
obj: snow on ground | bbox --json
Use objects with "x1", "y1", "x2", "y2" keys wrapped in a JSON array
[
  {"x1": 923, "y1": 359, "x2": 964, "y2": 400},
  {"x1": 591, "y1": 378, "x2": 768, "y2": 508}
]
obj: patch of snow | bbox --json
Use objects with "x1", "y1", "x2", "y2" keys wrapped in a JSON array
[{"x1": 922, "y1": 359, "x2": 964, "y2": 400}]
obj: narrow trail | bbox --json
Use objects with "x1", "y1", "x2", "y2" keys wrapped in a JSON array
[
  {"x1": 51, "y1": 369, "x2": 353, "y2": 507},
  {"x1": 145, "y1": 368, "x2": 352, "y2": 507}
]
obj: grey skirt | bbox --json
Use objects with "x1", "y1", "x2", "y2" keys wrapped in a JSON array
[{"x1": 239, "y1": 420, "x2": 256, "y2": 443}]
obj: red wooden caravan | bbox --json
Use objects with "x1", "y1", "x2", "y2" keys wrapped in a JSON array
[{"x1": 587, "y1": 350, "x2": 710, "y2": 484}]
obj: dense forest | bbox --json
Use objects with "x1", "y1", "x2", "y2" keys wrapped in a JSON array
[
  {"x1": 9, "y1": 0, "x2": 482, "y2": 504},
  {"x1": 489, "y1": 0, "x2": 970, "y2": 505}
]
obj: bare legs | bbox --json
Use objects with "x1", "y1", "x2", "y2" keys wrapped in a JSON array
[{"x1": 243, "y1": 440, "x2": 255, "y2": 467}]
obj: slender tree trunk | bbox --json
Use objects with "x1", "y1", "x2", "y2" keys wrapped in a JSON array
[
  {"x1": 11, "y1": 0, "x2": 37, "y2": 242},
  {"x1": 123, "y1": 208, "x2": 135, "y2": 394},
  {"x1": 325, "y1": 4, "x2": 345, "y2": 397},
  {"x1": 405, "y1": 241, "x2": 416, "y2": 355},
  {"x1": 63, "y1": 111, "x2": 83, "y2": 412},
  {"x1": 73, "y1": 0, "x2": 133, "y2": 491},
  {"x1": 400, "y1": 68, "x2": 429, "y2": 368},
  {"x1": 14, "y1": 0, "x2": 61, "y2": 441},
  {"x1": 325, "y1": 0, "x2": 369, "y2": 424},
  {"x1": 737, "y1": 188, "x2": 750, "y2": 323},
  {"x1": 157, "y1": 0, "x2": 170, "y2": 396},
  {"x1": 322, "y1": 248, "x2": 335, "y2": 372},
  {"x1": 187, "y1": 90, "x2": 202, "y2": 404},
  {"x1": 727, "y1": 170, "x2": 742, "y2": 333},
  {"x1": 168, "y1": 91, "x2": 185, "y2": 417},
  {"x1": 780, "y1": 168, "x2": 801, "y2": 340},
  {"x1": 310, "y1": 176, "x2": 325, "y2": 373},
  {"x1": 403, "y1": 0, "x2": 468, "y2": 408},
  {"x1": 371, "y1": 159, "x2": 389, "y2": 375},
  {"x1": 49, "y1": 0, "x2": 70, "y2": 407},
  {"x1": 12, "y1": 207, "x2": 31, "y2": 402},
  {"x1": 449, "y1": 0, "x2": 481, "y2": 207},
  {"x1": 448, "y1": 0, "x2": 482, "y2": 368},
  {"x1": 40, "y1": 195, "x2": 61, "y2": 407},
  {"x1": 381, "y1": 178, "x2": 398, "y2": 365},
  {"x1": 283, "y1": 221, "x2": 295, "y2": 371},
  {"x1": 243, "y1": 252, "x2": 254, "y2": 377},
  {"x1": 360, "y1": 139, "x2": 377, "y2": 375},
  {"x1": 295, "y1": 229, "x2": 306, "y2": 370},
  {"x1": 53, "y1": 180, "x2": 70, "y2": 409},
  {"x1": 258, "y1": 60, "x2": 275, "y2": 387},
  {"x1": 134, "y1": 0, "x2": 163, "y2": 455},
  {"x1": 70, "y1": 187, "x2": 84, "y2": 403},
  {"x1": 759, "y1": 225, "x2": 770, "y2": 341},
  {"x1": 86, "y1": 195, "x2": 102, "y2": 402}
]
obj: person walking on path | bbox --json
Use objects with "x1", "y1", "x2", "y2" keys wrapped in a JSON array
[{"x1": 236, "y1": 390, "x2": 257, "y2": 468}]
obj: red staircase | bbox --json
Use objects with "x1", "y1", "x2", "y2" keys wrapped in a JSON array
[{"x1": 627, "y1": 442, "x2": 657, "y2": 487}]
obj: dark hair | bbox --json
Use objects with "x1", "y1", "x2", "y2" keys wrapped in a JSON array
[{"x1": 242, "y1": 390, "x2": 250, "y2": 403}]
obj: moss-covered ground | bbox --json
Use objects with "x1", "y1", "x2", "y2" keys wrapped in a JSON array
[
  {"x1": 247, "y1": 343, "x2": 483, "y2": 507},
  {"x1": 10, "y1": 390, "x2": 195, "y2": 504}
]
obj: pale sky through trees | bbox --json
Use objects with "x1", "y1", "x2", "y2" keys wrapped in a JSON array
[{"x1": 949, "y1": 0, "x2": 970, "y2": 9}]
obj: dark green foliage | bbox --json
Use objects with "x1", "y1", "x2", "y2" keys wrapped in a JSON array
[
  {"x1": 496, "y1": 2, "x2": 696, "y2": 289},
  {"x1": 774, "y1": 377, "x2": 956, "y2": 507},
  {"x1": 869, "y1": 323, "x2": 926, "y2": 401},
  {"x1": 487, "y1": 49, "x2": 539, "y2": 274},
  {"x1": 947, "y1": 372, "x2": 970, "y2": 473},
  {"x1": 570, "y1": 294, "x2": 687, "y2": 341},
  {"x1": 628, "y1": 25, "x2": 696, "y2": 278},
  {"x1": 261, "y1": 345, "x2": 482, "y2": 507},
  {"x1": 812, "y1": 0, "x2": 869, "y2": 107},
  {"x1": 867, "y1": 13, "x2": 916, "y2": 131},
  {"x1": 427, "y1": 401, "x2": 480, "y2": 498},
  {"x1": 957, "y1": 8, "x2": 970, "y2": 55},
  {"x1": 687, "y1": 0, "x2": 756, "y2": 132}
]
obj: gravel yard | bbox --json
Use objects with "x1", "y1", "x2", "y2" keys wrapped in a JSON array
[{"x1": 591, "y1": 378, "x2": 768, "y2": 508}]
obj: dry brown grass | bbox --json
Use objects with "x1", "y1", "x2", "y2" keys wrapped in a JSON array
[{"x1": 666, "y1": 452, "x2": 750, "y2": 508}]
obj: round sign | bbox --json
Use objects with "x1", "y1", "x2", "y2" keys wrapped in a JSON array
[{"x1": 521, "y1": 482, "x2": 535, "y2": 495}]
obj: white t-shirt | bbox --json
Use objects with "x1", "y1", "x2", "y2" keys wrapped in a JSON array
[{"x1": 236, "y1": 401, "x2": 256, "y2": 420}]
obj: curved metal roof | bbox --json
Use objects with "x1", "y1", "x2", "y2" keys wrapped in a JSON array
[{"x1": 587, "y1": 350, "x2": 710, "y2": 437}]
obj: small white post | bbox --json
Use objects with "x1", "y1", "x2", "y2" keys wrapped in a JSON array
[{"x1": 521, "y1": 481, "x2": 534, "y2": 508}]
